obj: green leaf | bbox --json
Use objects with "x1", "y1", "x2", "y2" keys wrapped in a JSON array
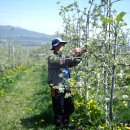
[
  {"x1": 100, "y1": 17, "x2": 113, "y2": 24},
  {"x1": 116, "y1": 12, "x2": 126, "y2": 24}
]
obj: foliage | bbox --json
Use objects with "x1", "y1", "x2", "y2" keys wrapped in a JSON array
[
  {"x1": 0, "y1": 65, "x2": 29, "y2": 97},
  {"x1": 0, "y1": 42, "x2": 49, "y2": 68},
  {"x1": 0, "y1": 39, "x2": 49, "y2": 96},
  {"x1": 58, "y1": 0, "x2": 130, "y2": 129},
  {"x1": 71, "y1": 91, "x2": 104, "y2": 129},
  {"x1": 114, "y1": 99, "x2": 130, "y2": 123}
]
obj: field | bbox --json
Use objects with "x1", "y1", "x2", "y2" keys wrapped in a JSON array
[
  {"x1": 0, "y1": 65, "x2": 55, "y2": 130},
  {"x1": 1, "y1": 0, "x2": 130, "y2": 129}
]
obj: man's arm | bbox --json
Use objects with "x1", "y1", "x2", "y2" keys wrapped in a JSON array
[
  {"x1": 48, "y1": 54, "x2": 81, "y2": 68},
  {"x1": 48, "y1": 48, "x2": 86, "y2": 68}
]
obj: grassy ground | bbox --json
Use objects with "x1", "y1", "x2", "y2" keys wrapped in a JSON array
[
  {"x1": 0, "y1": 65, "x2": 55, "y2": 130},
  {"x1": 1, "y1": 64, "x2": 130, "y2": 130}
]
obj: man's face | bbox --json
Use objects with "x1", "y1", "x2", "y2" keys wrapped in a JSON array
[{"x1": 54, "y1": 42, "x2": 65, "y2": 52}]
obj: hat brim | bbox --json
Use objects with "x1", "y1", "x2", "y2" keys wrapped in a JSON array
[{"x1": 50, "y1": 41, "x2": 67, "y2": 50}]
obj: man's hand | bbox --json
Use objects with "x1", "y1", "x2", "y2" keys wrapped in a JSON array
[{"x1": 70, "y1": 47, "x2": 87, "y2": 56}]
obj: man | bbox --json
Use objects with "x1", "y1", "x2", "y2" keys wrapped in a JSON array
[{"x1": 48, "y1": 38, "x2": 86, "y2": 129}]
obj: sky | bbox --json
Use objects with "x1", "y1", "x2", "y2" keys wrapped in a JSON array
[{"x1": 0, "y1": 0, "x2": 130, "y2": 35}]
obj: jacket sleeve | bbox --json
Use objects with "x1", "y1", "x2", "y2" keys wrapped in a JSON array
[{"x1": 48, "y1": 54, "x2": 81, "y2": 68}]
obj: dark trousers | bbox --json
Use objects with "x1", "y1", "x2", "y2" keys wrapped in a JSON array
[{"x1": 52, "y1": 90, "x2": 74, "y2": 127}]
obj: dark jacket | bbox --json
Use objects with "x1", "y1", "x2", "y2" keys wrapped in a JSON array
[{"x1": 48, "y1": 53, "x2": 81, "y2": 85}]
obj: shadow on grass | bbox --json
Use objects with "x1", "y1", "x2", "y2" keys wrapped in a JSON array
[{"x1": 20, "y1": 104, "x2": 54, "y2": 129}]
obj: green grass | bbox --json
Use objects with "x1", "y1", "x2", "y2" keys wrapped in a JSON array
[{"x1": 0, "y1": 65, "x2": 55, "y2": 130}]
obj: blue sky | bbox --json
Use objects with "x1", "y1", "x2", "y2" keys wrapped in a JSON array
[{"x1": 0, "y1": 0, "x2": 130, "y2": 35}]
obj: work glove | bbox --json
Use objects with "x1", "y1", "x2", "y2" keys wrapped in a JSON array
[{"x1": 70, "y1": 47, "x2": 87, "y2": 56}]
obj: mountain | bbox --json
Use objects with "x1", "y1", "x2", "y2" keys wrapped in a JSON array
[{"x1": 0, "y1": 25, "x2": 54, "y2": 46}]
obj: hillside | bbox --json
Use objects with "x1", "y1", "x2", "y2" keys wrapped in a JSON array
[{"x1": 0, "y1": 25, "x2": 54, "y2": 46}]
